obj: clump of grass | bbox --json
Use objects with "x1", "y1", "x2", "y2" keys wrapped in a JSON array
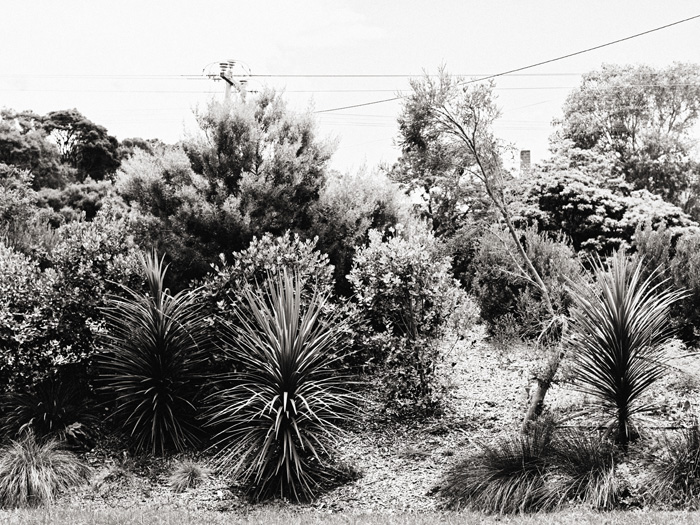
[
  {"x1": 169, "y1": 461, "x2": 210, "y2": 493},
  {"x1": 440, "y1": 419, "x2": 555, "y2": 513},
  {"x1": 647, "y1": 422, "x2": 700, "y2": 507},
  {"x1": 0, "y1": 433, "x2": 89, "y2": 508},
  {"x1": 547, "y1": 430, "x2": 620, "y2": 509}
]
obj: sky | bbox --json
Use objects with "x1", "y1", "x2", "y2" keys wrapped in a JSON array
[{"x1": 2, "y1": 0, "x2": 700, "y2": 173}]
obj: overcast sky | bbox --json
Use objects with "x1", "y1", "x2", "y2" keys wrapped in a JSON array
[{"x1": 2, "y1": 1, "x2": 700, "y2": 173}]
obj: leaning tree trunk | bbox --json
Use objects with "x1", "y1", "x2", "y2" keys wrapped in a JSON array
[{"x1": 495, "y1": 201, "x2": 563, "y2": 431}]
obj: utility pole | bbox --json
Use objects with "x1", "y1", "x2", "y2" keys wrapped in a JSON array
[{"x1": 219, "y1": 60, "x2": 247, "y2": 102}]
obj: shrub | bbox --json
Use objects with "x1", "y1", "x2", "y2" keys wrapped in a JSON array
[
  {"x1": 98, "y1": 251, "x2": 216, "y2": 455},
  {"x1": 348, "y1": 227, "x2": 464, "y2": 340},
  {"x1": 547, "y1": 431, "x2": 620, "y2": 509},
  {"x1": 0, "y1": 241, "x2": 58, "y2": 389},
  {"x1": 670, "y1": 231, "x2": 700, "y2": 343},
  {"x1": 348, "y1": 226, "x2": 475, "y2": 416},
  {"x1": 169, "y1": 461, "x2": 210, "y2": 493},
  {"x1": 440, "y1": 419, "x2": 555, "y2": 513},
  {"x1": 0, "y1": 371, "x2": 96, "y2": 450},
  {"x1": 310, "y1": 167, "x2": 412, "y2": 296},
  {"x1": 0, "y1": 433, "x2": 89, "y2": 508},
  {"x1": 567, "y1": 250, "x2": 685, "y2": 448},
  {"x1": 471, "y1": 225, "x2": 580, "y2": 339},
  {"x1": 647, "y1": 422, "x2": 700, "y2": 506},
  {"x1": 207, "y1": 270, "x2": 358, "y2": 502}
]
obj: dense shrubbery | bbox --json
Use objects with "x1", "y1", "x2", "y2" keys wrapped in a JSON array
[{"x1": 311, "y1": 167, "x2": 412, "y2": 296}]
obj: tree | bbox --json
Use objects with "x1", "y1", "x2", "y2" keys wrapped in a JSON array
[
  {"x1": 556, "y1": 63, "x2": 700, "y2": 215},
  {"x1": 400, "y1": 68, "x2": 561, "y2": 426},
  {"x1": 116, "y1": 89, "x2": 334, "y2": 288},
  {"x1": 184, "y1": 89, "x2": 333, "y2": 236},
  {"x1": 513, "y1": 168, "x2": 697, "y2": 252},
  {"x1": 42, "y1": 109, "x2": 121, "y2": 182},
  {"x1": 0, "y1": 109, "x2": 72, "y2": 188},
  {"x1": 390, "y1": 78, "x2": 493, "y2": 236}
]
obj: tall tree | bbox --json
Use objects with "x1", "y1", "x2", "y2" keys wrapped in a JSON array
[
  {"x1": 184, "y1": 89, "x2": 334, "y2": 237},
  {"x1": 556, "y1": 63, "x2": 700, "y2": 215}
]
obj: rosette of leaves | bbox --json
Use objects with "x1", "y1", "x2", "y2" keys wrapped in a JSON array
[
  {"x1": 207, "y1": 269, "x2": 358, "y2": 501},
  {"x1": 567, "y1": 250, "x2": 686, "y2": 448},
  {"x1": 98, "y1": 250, "x2": 215, "y2": 455}
]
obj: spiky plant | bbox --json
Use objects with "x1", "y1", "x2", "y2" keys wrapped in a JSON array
[
  {"x1": 207, "y1": 269, "x2": 358, "y2": 502},
  {"x1": 0, "y1": 433, "x2": 89, "y2": 508},
  {"x1": 1, "y1": 373, "x2": 96, "y2": 449},
  {"x1": 98, "y1": 250, "x2": 216, "y2": 455},
  {"x1": 440, "y1": 419, "x2": 555, "y2": 514},
  {"x1": 547, "y1": 431, "x2": 620, "y2": 509},
  {"x1": 567, "y1": 250, "x2": 685, "y2": 448}
]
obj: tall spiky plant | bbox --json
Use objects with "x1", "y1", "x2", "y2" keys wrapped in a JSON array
[
  {"x1": 567, "y1": 250, "x2": 686, "y2": 448},
  {"x1": 99, "y1": 250, "x2": 216, "y2": 455},
  {"x1": 207, "y1": 269, "x2": 358, "y2": 501}
]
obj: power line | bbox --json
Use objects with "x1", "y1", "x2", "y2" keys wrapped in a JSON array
[{"x1": 314, "y1": 13, "x2": 700, "y2": 114}]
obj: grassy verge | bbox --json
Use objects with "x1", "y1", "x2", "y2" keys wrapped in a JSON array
[{"x1": 2, "y1": 509, "x2": 700, "y2": 525}]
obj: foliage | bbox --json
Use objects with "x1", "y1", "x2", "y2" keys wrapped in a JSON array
[
  {"x1": 0, "y1": 241, "x2": 59, "y2": 389},
  {"x1": 42, "y1": 109, "x2": 121, "y2": 182},
  {"x1": 547, "y1": 431, "x2": 620, "y2": 509},
  {"x1": 207, "y1": 270, "x2": 357, "y2": 501},
  {"x1": 116, "y1": 145, "x2": 234, "y2": 286},
  {"x1": 44, "y1": 202, "x2": 142, "y2": 372},
  {"x1": 0, "y1": 433, "x2": 89, "y2": 509},
  {"x1": 169, "y1": 461, "x2": 210, "y2": 493},
  {"x1": 389, "y1": 69, "x2": 500, "y2": 235},
  {"x1": 566, "y1": 250, "x2": 685, "y2": 448},
  {"x1": 348, "y1": 226, "x2": 475, "y2": 415},
  {"x1": 0, "y1": 371, "x2": 96, "y2": 450},
  {"x1": 471, "y1": 225, "x2": 580, "y2": 338},
  {"x1": 37, "y1": 178, "x2": 114, "y2": 222},
  {"x1": 184, "y1": 90, "x2": 332, "y2": 237},
  {"x1": 669, "y1": 231, "x2": 700, "y2": 342},
  {"x1": 117, "y1": 90, "x2": 334, "y2": 287},
  {"x1": 98, "y1": 251, "x2": 216, "y2": 455},
  {"x1": 0, "y1": 110, "x2": 74, "y2": 189},
  {"x1": 199, "y1": 230, "x2": 338, "y2": 331},
  {"x1": 348, "y1": 227, "x2": 470, "y2": 340},
  {"x1": 440, "y1": 420, "x2": 555, "y2": 513},
  {"x1": 311, "y1": 167, "x2": 412, "y2": 295},
  {"x1": 555, "y1": 63, "x2": 700, "y2": 214},
  {"x1": 513, "y1": 168, "x2": 698, "y2": 253},
  {"x1": 647, "y1": 422, "x2": 700, "y2": 506}
]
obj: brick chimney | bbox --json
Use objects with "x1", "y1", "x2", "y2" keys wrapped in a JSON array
[{"x1": 520, "y1": 150, "x2": 531, "y2": 176}]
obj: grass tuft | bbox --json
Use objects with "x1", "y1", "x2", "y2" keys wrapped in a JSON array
[
  {"x1": 0, "y1": 433, "x2": 89, "y2": 509},
  {"x1": 647, "y1": 422, "x2": 700, "y2": 507},
  {"x1": 440, "y1": 419, "x2": 555, "y2": 514},
  {"x1": 169, "y1": 461, "x2": 210, "y2": 493},
  {"x1": 547, "y1": 430, "x2": 620, "y2": 509}
]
